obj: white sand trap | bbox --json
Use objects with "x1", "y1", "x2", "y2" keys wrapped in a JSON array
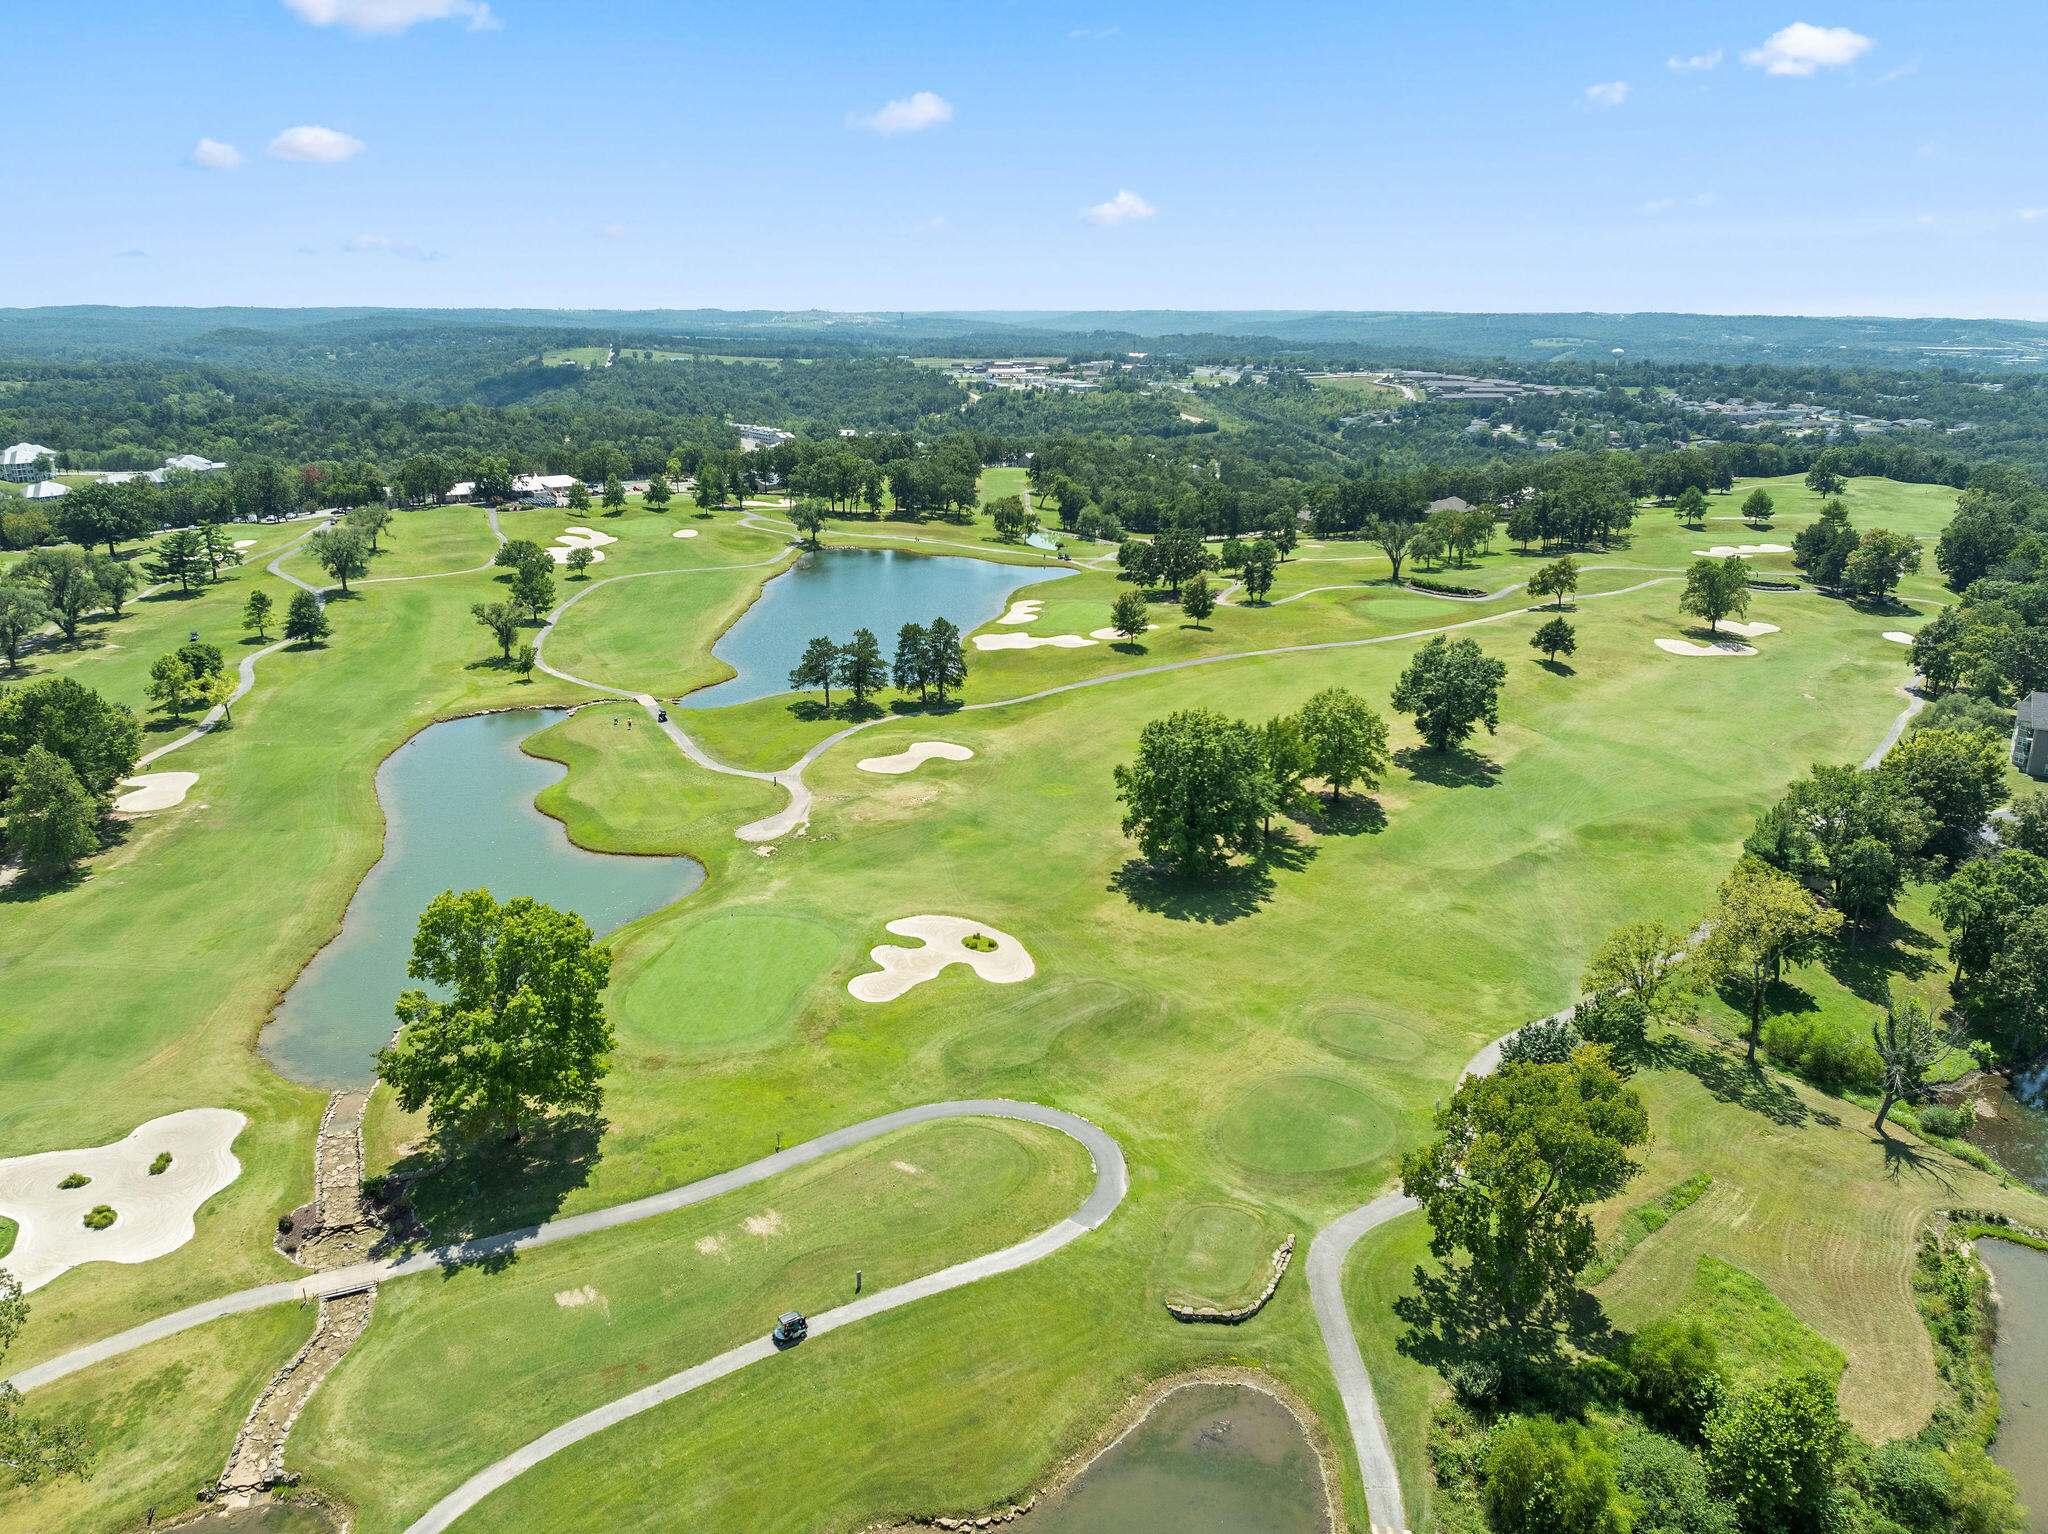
[
  {"x1": 114, "y1": 771, "x2": 198, "y2": 813},
  {"x1": 1693, "y1": 544, "x2": 1791, "y2": 557},
  {"x1": 1717, "y1": 621, "x2": 1780, "y2": 638},
  {"x1": 1655, "y1": 637, "x2": 1758, "y2": 657},
  {"x1": 973, "y1": 632, "x2": 1097, "y2": 652},
  {"x1": 997, "y1": 599, "x2": 1045, "y2": 624},
  {"x1": 670, "y1": 528, "x2": 700, "y2": 538},
  {"x1": 1883, "y1": 630, "x2": 1916, "y2": 645},
  {"x1": 0, "y1": 1109, "x2": 245, "y2": 1292},
  {"x1": 232, "y1": 539, "x2": 257, "y2": 549},
  {"x1": 857, "y1": 741, "x2": 975, "y2": 775},
  {"x1": 547, "y1": 526, "x2": 619, "y2": 565},
  {"x1": 848, "y1": 915, "x2": 1035, "y2": 1003},
  {"x1": 1088, "y1": 624, "x2": 1159, "y2": 640}
]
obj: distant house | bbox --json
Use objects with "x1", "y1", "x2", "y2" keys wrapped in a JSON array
[
  {"x1": 21, "y1": 478, "x2": 69, "y2": 501},
  {"x1": 1, "y1": 442, "x2": 58, "y2": 482},
  {"x1": 163, "y1": 453, "x2": 227, "y2": 474},
  {"x1": 444, "y1": 481, "x2": 477, "y2": 502},
  {"x1": 2015, "y1": 694, "x2": 2048, "y2": 779},
  {"x1": 511, "y1": 473, "x2": 578, "y2": 497},
  {"x1": 1426, "y1": 496, "x2": 1472, "y2": 514}
]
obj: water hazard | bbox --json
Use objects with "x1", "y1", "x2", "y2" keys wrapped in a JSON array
[
  {"x1": 262, "y1": 710, "x2": 702, "y2": 1088},
  {"x1": 1978, "y1": 1239, "x2": 2048, "y2": 1526},
  {"x1": 1029, "y1": 1382, "x2": 1332, "y2": 1534},
  {"x1": 682, "y1": 547, "x2": 1071, "y2": 709}
]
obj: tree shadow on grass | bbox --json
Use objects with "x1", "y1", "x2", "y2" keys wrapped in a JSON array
[
  {"x1": 1393, "y1": 1266, "x2": 1615, "y2": 1411},
  {"x1": 1536, "y1": 658, "x2": 1577, "y2": 677},
  {"x1": 1295, "y1": 795, "x2": 1387, "y2": 838},
  {"x1": 1872, "y1": 1130, "x2": 1962, "y2": 1191},
  {"x1": 1648, "y1": 1033, "x2": 1810, "y2": 1127},
  {"x1": 1394, "y1": 745, "x2": 1502, "y2": 789},
  {"x1": 787, "y1": 697, "x2": 888, "y2": 725},
  {"x1": 1109, "y1": 852, "x2": 1287, "y2": 924},
  {"x1": 381, "y1": 1110, "x2": 607, "y2": 1266},
  {"x1": 1822, "y1": 923, "x2": 1939, "y2": 1005}
]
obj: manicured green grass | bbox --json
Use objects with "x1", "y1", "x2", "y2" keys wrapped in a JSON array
[
  {"x1": 1672, "y1": 1254, "x2": 1847, "y2": 1389},
  {"x1": 14, "y1": 467, "x2": 2040, "y2": 1534},
  {"x1": 276, "y1": 505, "x2": 499, "y2": 585},
  {"x1": 1155, "y1": 1203, "x2": 1275, "y2": 1309},
  {"x1": 0, "y1": 1303, "x2": 316, "y2": 1534},
  {"x1": 977, "y1": 466, "x2": 1031, "y2": 505},
  {"x1": 291, "y1": 1118, "x2": 1089, "y2": 1533}
]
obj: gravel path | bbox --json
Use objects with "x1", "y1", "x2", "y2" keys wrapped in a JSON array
[{"x1": 8, "y1": 1099, "x2": 1126, "y2": 1408}]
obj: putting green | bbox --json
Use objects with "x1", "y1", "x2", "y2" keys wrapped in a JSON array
[
  {"x1": 1213, "y1": 1074, "x2": 1395, "y2": 1175},
  {"x1": 1311, "y1": 1006, "x2": 1429, "y2": 1063},
  {"x1": 1155, "y1": 1201, "x2": 1273, "y2": 1309},
  {"x1": 612, "y1": 908, "x2": 845, "y2": 1054}
]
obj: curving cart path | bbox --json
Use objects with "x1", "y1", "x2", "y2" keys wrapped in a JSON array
[{"x1": 7, "y1": 1099, "x2": 1127, "y2": 1437}]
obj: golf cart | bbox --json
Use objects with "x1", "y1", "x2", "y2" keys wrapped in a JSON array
[{"x1": 771, "y1": 1311, "x2": 808, "y2": 1348}]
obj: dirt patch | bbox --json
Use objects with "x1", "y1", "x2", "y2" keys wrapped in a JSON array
[
  {"x1": 743, "y1": 1209, "x2": 787, "y2": 1238},
  {"x1": 893, "y1": 1161, "x2": 923, "y2": 1175},
  {"x1": 695, "y1": 1234, "x2": 726, "y2": 1257}
]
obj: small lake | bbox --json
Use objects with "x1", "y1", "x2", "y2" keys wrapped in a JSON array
[
  {"x1": 1979, "y1": 1239, "x2": 2048, "y2": 1525},
  {"x1": 1030, "y1": 1383, "x2": 1331, "y2": 1534},
  {"x1": 1969, "y1": 1073, "x2": 2048, "y2": 1193},
  {"x1": 682, "y1": 547, "x2": 1071, "y2": 709},
  {"x1": 262, "y1": 710, "x2": 702, "y2": 1089}
]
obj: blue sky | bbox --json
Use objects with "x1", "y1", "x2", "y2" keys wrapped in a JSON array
[{"x1": 8, "y1": 1, "x2": 2047, "y2": 317}]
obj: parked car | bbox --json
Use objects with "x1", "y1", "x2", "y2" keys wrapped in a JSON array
[{"x1": 771, "y1": 1311, "x2": 807, "y2": 1347}]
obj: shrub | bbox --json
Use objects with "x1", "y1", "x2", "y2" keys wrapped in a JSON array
[
  {"x1": 961, "y1": 932, "x2": 997, "y2": 953},
  {"x1": 1760, "y1": 1015, "x2": 1884, "y2": 1094},
  {"x1": 83, "y1": 1205, "x2": 117, "y2": 1229},
  {"x1": 149, "y1": 1151, "x2": 173, "y2": 1175},
  {"x1": 1500, "y1": 1017, "x2": 1583, "y2": 1067},
  {"x1": 1574, "y1": 990, "x2": 1649, "y2": 1055},
  {"x1": 1446, "y1": 1356, "x2": 1504, "y2": 1408},
  {"x1": 1864, "y1": 1440, "x2": 1952, "y2": 1531},
  {"x1": 57, "y1": 1172, "x2": 90, "y2": 1190},
  {"x1": 1408, "y1": 576, "x2": 1488, "y2": 597},
  {"x1": 1704, "y1": 1374, "x2": 1850, "y2": 1532},
  {"x1": 1483, "y1": 1415, "x2": 1630, "y2": 1534},
  {"x1": 1622, "y1": 1316, "x2": 1728, "y2": 1438},
  {"x1": 1614, "y1": 1426, "x2": 1737, "y2": 1534},
  {"x1": 1914, "y1": 1104, "x2": 1971, "y2": 1139}
]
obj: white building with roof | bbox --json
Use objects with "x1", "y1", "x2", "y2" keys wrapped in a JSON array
[
  {"x1": 21, "y1": 478, "x2": 69, "y2": 501},
  {"x1": 163, "y1": 453, "x2": 227, "y2": 474},
  {"x1": 2, "y1": 443, "x2": 58, "y2": 482}
]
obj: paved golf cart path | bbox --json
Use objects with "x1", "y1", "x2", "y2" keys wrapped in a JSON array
[{"x1": 7, "y1": 1100, "x2": 1125, "y2": 1409}]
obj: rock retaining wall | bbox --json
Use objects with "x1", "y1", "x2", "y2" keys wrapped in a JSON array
[{"x1": 1165, "y1": 1234, "x2": 1294, "y2": 1323}]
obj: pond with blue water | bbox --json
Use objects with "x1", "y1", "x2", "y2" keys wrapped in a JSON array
[
  {"x1": 682, "y1": 547, "x2": 1072, "y2": 709},
  {"x1": 261, "y1": 709, "x2": 702, "y2": 1088}
]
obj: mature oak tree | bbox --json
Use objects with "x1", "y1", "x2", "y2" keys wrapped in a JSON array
[
  {"x1": 376, "y1": 889, "x2": 615, "y2": 1143},
  {"x1": 1391, "y1": 634, "x2": 1507, "y2": 753},
  {"x1": 1113, "y1": 707, "x2": 1275, "y2": 879}
]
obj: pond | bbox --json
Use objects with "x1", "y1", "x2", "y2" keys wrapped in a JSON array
[
  {"x1": 1029, "y1": 1383, "x2": 1331, "y2": 1534},
  {"x1": 1968, "y1": 1070, "x2": 2048, "y2": 1194},
  {"x1": 261, "y1": 710, "x2": 702, "y2": 1089},
  {"x1": 681, "y1": 547, "x2": 1071, "y2": 709},
  {"x1": 1978, "y1": 1238, "x2": 2048, "y2": 1525}
]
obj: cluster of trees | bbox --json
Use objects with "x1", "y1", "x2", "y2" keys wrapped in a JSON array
[
  {"x1": 145, "y1": 639, "x2": 235, "y2": 723},
  {"x1": 1786, "y1": 498, "x2": 1924, "y2": 599},
  {"x1": 1112, "y1": 686, "x2": 1391, "y2": 877},
  {"x1": 0, "y1": 547, "x2": 140, "y2": 660},
  {"x1": 786, "y1": 618, "x2": 966, "y2": 708},
  {"x1": 0, "y1": 675, "x2": 141, "y2": 877},
  {"x1": 486, "y1": 540, "x2": 559, "y2": 617}
]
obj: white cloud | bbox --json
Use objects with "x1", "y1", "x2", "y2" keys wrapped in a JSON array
[
  {"x1": 1068, "y1": 27, "x2": 1119, "y2": 39},
  {"x1": 1917, "y1": 141, "x2": 1939, "y2": 159},
  {"x1": 282, "y1": 0, "x2": 497, "y2": 34},
  {"x1": 1667, "y1": 50, "x2": 1722, "y2": 71},
  {"x1": 1082, "y1": 188, "x2": 1156, "y2": 227},
  {"x1": 269, "y1": 125, "x2": 366, "y2": 162},
  {"x1": 190, "y1": 138, "x2": 244, "y2": 169},
  {"x1": 917, "y1": 215, "x2": 946, "y2": 232},
  {"x1": 344, "y1": 234, "x2": 437, "y2": 259},
  {"x1": 1872, "y1": 58, "x2": 1919, "y2": 85},
  {"x1": 1917, "y1": 214, "x2": 1936, "y2": 227},
  {"x1": 848, "y1": 91, "x2": 953, "y2": 135},
  {"x1": 1584, "y1": 80, "x2": 1631, "y2": 107},
  {"x1": 1640, "y1": 197, "x2": 1676, "y2": 214},
  {"x1": 1741, "y1": 23, "x2": 1874, "y2": 77},
  {"x1": 2020, "y1": 208, "x2": 2044, "y2": 222},
  {"x1": 599, "y1": 222, "x2": 626, "y2": 239}
]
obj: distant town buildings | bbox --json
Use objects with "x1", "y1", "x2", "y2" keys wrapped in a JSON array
[{"x1": 734, "y1": 423, "x2": 796, "y2": 451}]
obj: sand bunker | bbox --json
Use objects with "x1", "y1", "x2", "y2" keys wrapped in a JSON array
[
  {"x1": 1693, "y1": 544, "x2": 1791, "y2": 557},
  {"x1": 1717, "y1": 621, "x2": 1780, "y2": 638},
  {"x1": 670, "y1": 528, "x2": 700, "y2": 538},
  {"x1": 233, "y1": 539, "x2": 257, "y2": 549},
  {"x1": 1883, "y1": 630, "x2": 1915, "y2": 645},
  {"x1": 1088, "y1": 624, "x2": 1158, "y2": 640},
  {"x1": 857, "y1": 741, "x2": 975, "y2": 775},
  {"x1": 848, "y1": 915, "x2": 1035, "y2": 1003},
  {"x1": 997, "y1": 600, "x2": 1045, "y2": 624},
  {"x1": 0, "y1": 1109, "x2": 246, "y2": 1292},
  {"x1": 1655, "y1": 637, "x2": 1758, "y2": 657},
  {"x1": 973, "y1": 633, "x2": 1097, "y2": 652},
  {"x1": 548, "y1": 526, "x2": 618, "y2": 565},
  {"x1": 114, "y1": 772, "x2": 199, "y2": 813}
]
